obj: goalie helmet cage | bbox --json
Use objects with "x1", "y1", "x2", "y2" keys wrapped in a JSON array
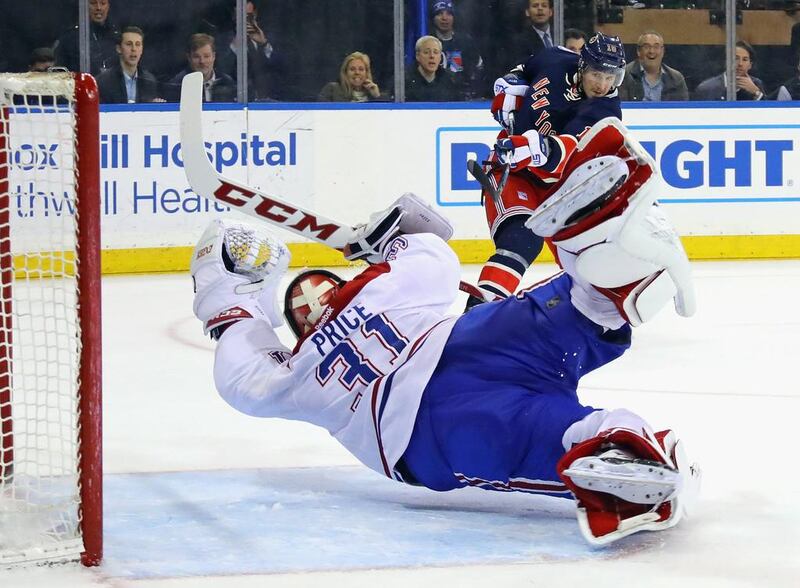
[{"x1": 0, "y1": 72, "x2": 102, "y2": 567}]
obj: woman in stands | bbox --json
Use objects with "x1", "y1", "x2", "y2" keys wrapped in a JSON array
[{"x1": 318, "y1": 51, "x2": 384, "y2": 102}]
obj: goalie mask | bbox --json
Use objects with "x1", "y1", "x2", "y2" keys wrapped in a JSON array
[{"x1": 283, "y1": 270, "x2": 346, "y2": 338}]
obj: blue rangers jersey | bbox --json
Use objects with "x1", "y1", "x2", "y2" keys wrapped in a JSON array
[{"x1": 509, "y1": 47, "x2": 622, "y2": 139}]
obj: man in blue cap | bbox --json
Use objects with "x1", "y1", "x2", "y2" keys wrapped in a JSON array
[{"x1": 430, "y1": 1, "x2": 486, "y2": 99}]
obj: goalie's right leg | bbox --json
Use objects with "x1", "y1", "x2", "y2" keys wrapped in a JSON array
[{"x1": 525, "y1": 149, "x2": 695, "y2": 329}]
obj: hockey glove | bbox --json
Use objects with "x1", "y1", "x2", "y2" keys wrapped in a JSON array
[
  {"x1": 490, "y1": 75, "x2": 528, "y2": 131},
  {"x1": 191, "y1": 219, "x2": 290, "y2": 338},
  {"x1": 344, "y1": 193, "x2": 454, "y2": 264},
  {"x1": 494, "y1": 130, "x2": 551, "y2": 171}
]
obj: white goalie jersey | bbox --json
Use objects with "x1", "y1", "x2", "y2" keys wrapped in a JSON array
[{"x1": 212, "y1": 233, "x2": 461, "y2": 477}]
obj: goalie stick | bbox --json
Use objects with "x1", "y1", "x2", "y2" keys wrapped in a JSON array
[{"x1": 178, "y1": 72, "x2": 489, "y2": 301}]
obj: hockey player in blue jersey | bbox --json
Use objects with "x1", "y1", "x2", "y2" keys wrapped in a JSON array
[
  {"x1": 467, "y1": 32, "x2": 628, "y2": 309},
  {"x1": 190, "y1": 119, "x2": 700, "y2": 546}
]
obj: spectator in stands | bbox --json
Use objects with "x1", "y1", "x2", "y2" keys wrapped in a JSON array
[
  {"x1": 54, "y1": 0, "x2": 119, "y2": 74},
  {"x1": 430, "y1": 0, "x2": 486, "y2": 99},
  {"x1": 215, "y1": 0, "x2": 287, "y2": 101},
  {"x1": 17, "y1": 48, "x2": 58, "y2": 106},
  {"x1": 96, "y1": 26, "x2": 164, "y2": 104},
  {"x1": 405, "y1": 36, "x2": 459, "y2": 102},
  {"x1": 167, "y1": 34, "x2": 236, "y2": 103},
  {"x1": 791, "y1": 22, "x2": 800, "y2": 65},
  {"x1": 694, "y1": 40, "x2": 766, "y2": 101},
  {"x1": 563, "y1": 28, "x2": 587, "y2": 54},
  {"x1": 618, "y1": 31, "x2": 688, "y2": 102},
  {"x1": 318, "y1": 52, "x2": 384, "y2": 102},
  {"x1": 28, "y1": 48, "x2": 56, "y2": 72},
  {"x1": 505, "y1": 0, "x2": 554, "y2": 69},
  {"x1": 773, "y1": 52, "x2": 800, "y2": 100}
]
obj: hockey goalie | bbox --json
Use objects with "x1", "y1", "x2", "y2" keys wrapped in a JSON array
[{"x1": 189, "y1": 119, "x2": 700, "y2": 546}]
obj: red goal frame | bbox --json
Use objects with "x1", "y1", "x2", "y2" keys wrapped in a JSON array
[{"x1": 0, "y1": 72, "x2": 103, "y2": 567}]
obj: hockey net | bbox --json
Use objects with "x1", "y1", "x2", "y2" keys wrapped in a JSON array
[{"x1": 0, "y1": 72, "x2": 102, "y2": 566}]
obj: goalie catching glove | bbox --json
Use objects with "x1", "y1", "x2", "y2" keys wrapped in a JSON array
[
  {"x1": 191, "y1": 219, "x2": 290, "y2": 339},
  {"x1": 343, "y1": 193, "x2": 454, "y2": 264}
]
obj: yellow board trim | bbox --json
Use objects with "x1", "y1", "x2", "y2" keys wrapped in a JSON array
[{"x1": 91, "y1": 234, "x2": 800, "y2": 275}]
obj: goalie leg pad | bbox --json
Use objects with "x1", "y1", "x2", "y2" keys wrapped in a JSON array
[
  {"x1": 191, "y1": 219, "x2": 290, "y2": 337},
  {"x1": 529, "y1": 153, "x2": 693, "y2": 327},
  {"x1": 524, "y1": 155, "x2": 631, "y2": 238},
  {"x1": 557, "y1": 409, "x2": 701, "y2": 545},
  {"x1": 562, "y1": 447, "x2": 681, "y2": 506}
]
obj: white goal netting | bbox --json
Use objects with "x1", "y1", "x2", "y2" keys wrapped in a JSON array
[{"x1": 0, "y1": 72, "x2": 91, "y2": 566}]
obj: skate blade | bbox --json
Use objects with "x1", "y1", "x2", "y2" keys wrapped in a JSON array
[{"x1": 563, "y1": 457, "x2": 680, "y2": 505}]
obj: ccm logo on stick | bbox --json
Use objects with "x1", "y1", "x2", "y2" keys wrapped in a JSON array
[{"x1": 213, "y1": 181, "x2": 341, "y2": 240}]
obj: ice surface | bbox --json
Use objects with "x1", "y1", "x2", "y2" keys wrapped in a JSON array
[{"x1": 1, "y1": 261, "x2": 799, "y2": 588}]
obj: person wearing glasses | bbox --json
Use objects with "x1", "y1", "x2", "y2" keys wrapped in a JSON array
[{"x1": 618, "y1": 31, "x2": 688, "y2": 102}]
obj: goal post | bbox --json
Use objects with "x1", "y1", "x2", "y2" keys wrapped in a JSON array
[{"x1": 0, "y1": 72, "x2": 102, "y2": 567}]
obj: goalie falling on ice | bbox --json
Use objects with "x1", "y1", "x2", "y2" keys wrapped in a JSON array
[{"x1": 190, "y1": 143, "x2": 700, "y2": 545}]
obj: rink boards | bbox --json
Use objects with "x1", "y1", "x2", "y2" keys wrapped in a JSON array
[{"x1": 6, "y1": 102, "x2": 800, "y2": 273}]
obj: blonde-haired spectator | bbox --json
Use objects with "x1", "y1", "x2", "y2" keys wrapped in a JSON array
[{"x1": 318, "y1": 52, "x2": 383, "y2": 102}]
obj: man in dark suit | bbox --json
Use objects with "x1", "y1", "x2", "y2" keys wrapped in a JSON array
[
  {"x1": 55, "y1": 0, "x2": 119, "y2": 74},
  {"x1": 694, "y1": 40, "x2": 766, "y2": 101},
  {"x1": 97, "y1": 26, "x2": 163, "y2": 104},
  {"x1": 166, "y1": 33, "x2": 236, "y2": 103},
  {"x1": 504, "y1": 0, "x2": 554, "y2": 71},
  {"x1": 214, "y1": 0, "x2": 288, "y2": 101}
]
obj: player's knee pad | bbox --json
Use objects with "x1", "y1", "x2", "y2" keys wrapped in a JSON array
[
  {"x1": 283, "y1": 269, "x2": 346, "y2": 338},
  {"x1": 557, "y1": 409, "x2": 701, "y2": 545},
  {"x1": 526, "y1": 154, "x2": 695, "y2": 327}
]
